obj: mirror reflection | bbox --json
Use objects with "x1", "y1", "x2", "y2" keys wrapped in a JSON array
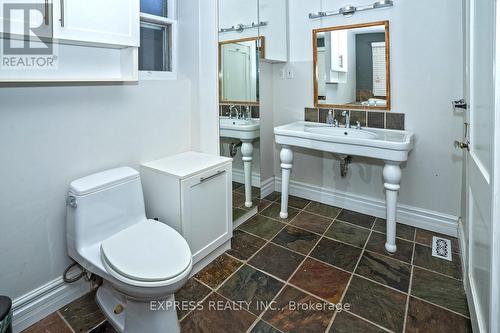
[
  {"x1": 219, "y1": 37, "x2": 262, "y2": 103},
  {"x1": 314, "y1": 21, "x2": 390, "y2": 110},
  {"x1": 218, "y1": 0, "x2": 262, "y2": 226}
]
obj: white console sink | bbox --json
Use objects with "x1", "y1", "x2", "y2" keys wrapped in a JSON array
[
  {"x1": 276, "y1": 122, "x2": 414, "y2": 162},
  {"x1": 275, "y1": 121, "x2": 415, "y2": 254},
  {"x1": 219, "y1": 117, "x2": 260, "y2": 140}
]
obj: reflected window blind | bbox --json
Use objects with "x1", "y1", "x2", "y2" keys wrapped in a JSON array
[{"x1": 372, "y1": 42, "x2": 386, "y2": 96}]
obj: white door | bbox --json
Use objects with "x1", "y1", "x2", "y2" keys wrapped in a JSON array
[
  {"x1": 52, "y1": 0, "x2": 139, "y2": 47},
  {"x1": 463, "y1": 0, "x2": 500, "y2": 331},
  {"x1": 222, "y1": 43, "x2": 251, "y2": 101}
]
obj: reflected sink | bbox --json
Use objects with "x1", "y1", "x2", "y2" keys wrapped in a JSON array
[
  {"x1": 220, "y1": 117, "x2": 260, "y2": 140},
  {"x1": 306, "y1": 126, "x2": 378, "y2": 139}
]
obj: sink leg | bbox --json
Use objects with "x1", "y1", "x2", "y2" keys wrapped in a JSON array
[
  {"x1": 280, "y1": 146, "x2": 294, "y2": 219},
  {"x1": 241, "y1": 140, "x2": 254, "y2": 208},
  {"x1": 383, "y1": 161, "x2": 402, "y2": 253}
]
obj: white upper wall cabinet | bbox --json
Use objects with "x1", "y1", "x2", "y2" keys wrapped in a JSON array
[
  {"x1": 0, "y1": 0, "x2": 139, "y2": 82},
  {"x1": 259, "y1": 0, "x2": 288, "y2": 62},
  {"x1": 0, "y1": 0, "x2": 139, "y2": 47},
  {"x1": 52, "y1": 0, "x2": 139, "y2": 47}
]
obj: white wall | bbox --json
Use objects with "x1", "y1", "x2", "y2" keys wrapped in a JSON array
[
  {"x1": 272, "y1": 0, "x2": 464, "y2": 218},
  {"x1": 0, "y1": 0, "x2": 219, "y2": 305},
  {"x1": 179, "y1": 0, "x2": 219, "y2": 155}
]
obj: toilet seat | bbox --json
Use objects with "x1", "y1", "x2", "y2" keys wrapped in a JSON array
[{"x1": 101, "y1": 220, "x2": 192, "y2": 286}]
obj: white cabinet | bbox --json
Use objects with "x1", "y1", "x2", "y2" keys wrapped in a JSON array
[
  {"x1": 141, "y1": 152, "x2": 233, "y2": 266},
  {"x1": 52, "y1": 0, "x2": 139, "y2": 47},
  {"x1": 0, "y1": 0, "x2": 139, "y2": 82},
  {"x1": 0, "y1": 0, "x2": 139, "y2": 47},
  {"x1": 258, "y1": 0, "x2": 288, "y2": 62},
  {"x1": 329, "y1": 30, "x2": 348, "y2": 73}
]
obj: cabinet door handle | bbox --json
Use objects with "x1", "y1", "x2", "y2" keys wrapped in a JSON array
[
  {"x1": 44, "y1": 0, "x2": 49, "y2": 25},
  {"x1": 200, "y1": 170, "x2": 226, "y2": 183},
  {"x1": 59, "y1": 0, "x2": 65, "y2": 27}
]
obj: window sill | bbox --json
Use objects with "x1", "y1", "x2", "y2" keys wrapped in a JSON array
[{"x1": 139, "y1": 70, "x2": 177, "y2": 81}]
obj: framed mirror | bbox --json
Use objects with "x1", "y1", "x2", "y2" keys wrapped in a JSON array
[
  {"x1": 219, "y1": 37, "x2": 264, "y2": 104},
  {"x1": 313, "y1": 21, "x2": 390, "y2": 110}
]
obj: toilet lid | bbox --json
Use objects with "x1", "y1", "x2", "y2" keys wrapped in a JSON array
[{"x1": 101, "y1": 220, "x2": 192, "y2": 282}]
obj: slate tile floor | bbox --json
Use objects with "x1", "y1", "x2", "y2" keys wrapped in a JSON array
[{"x1": 23, "y1": 192, "x2": 472, "y2": 333}]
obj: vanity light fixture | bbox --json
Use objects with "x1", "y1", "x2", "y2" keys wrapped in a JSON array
[
  {"x1": 309, "y1": 0, "x2": 393, "y2": 19},
  {"x1": 219, "y1": 21, "x2": 268, "y2": 34},
  {"x1": 339, "y1": 5, "x2": 357, "y2": 17}
]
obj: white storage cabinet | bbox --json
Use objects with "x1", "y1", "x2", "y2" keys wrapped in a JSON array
[
  {"x1": 0, "y1": 0, "x2": 139, "y2": 82},
  {"x1": 141, "y1": 152, "x2": 233, "y2": 265},
  {"x1": 0, "y1": 0, "x2": 139, "y2": 47}
]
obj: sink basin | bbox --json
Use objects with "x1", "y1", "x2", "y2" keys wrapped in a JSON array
[
  {"x1": 305, "y1": 126, "x2": 378, "y2": 139},
  {"x1": 220, "y1": 117, "x2": 260, "y2": 140},
  {"x1": 275, "y1": 121, "x2": 414, "y2": 162}
]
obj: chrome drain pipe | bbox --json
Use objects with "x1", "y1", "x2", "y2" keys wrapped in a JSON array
[
  {"x1": 340, "y1": 155, "x2": 352, "y2": 178},
  {"x1": 230, "y1": 141, "x2": 242, "y2": 157}
]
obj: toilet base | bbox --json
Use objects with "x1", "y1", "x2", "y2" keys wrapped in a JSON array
[{"x1": 96, "y1": 283, "x2": 180, "y2": 333}]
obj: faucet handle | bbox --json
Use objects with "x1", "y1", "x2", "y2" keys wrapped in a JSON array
[
  {"x1": 356, "y1": 121, "x2": 361, "y2": 130},
  {"x1": 244, "y1": 106, "x2": 251, "y2": 119}
]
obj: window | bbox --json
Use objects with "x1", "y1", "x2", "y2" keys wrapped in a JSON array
[
  {"x1": 140, "y1": 0, "x2": 168, "y2": 17},
  {"x1": 139, "y1": 0, "x2": 176, "y2": 78}
]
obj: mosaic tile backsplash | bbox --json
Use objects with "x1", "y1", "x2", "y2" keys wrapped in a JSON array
[
  {"x1": 305, "y1": 108, "x2": 405, "y2": 130},
  {"x1": 220, "y1": 104, "x2": 260, "y2": 119}
]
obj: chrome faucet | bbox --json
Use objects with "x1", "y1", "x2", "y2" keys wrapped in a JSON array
[
  {"x1": 229, "y1": 105, "x2": 240, "y2": 119},
  {"x1": 242, "y1": 105, "x2": 251, "y2": 120},
  {"x1": 342, "y1": 111, "x2": 350, "y2": 128}
]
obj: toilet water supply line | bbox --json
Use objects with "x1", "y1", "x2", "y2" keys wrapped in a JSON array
[
  {"x1": 63, "y1": 261, "x2": 103, "y2": 289},
  {"x1": 63, "y1": 261, "x2": 89, "y2": 283}
]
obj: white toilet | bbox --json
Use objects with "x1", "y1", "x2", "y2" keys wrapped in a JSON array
[{"x1": 66, "y1": 167, "x2": 192, "y2": 333}]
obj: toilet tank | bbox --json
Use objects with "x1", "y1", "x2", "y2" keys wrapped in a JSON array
[{"x1": 66, "y1": 167, "x2": 147, "y2": 254}]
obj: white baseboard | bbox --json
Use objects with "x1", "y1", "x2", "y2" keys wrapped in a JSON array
[
  {"x1": 12, "y1": 277, "x2": 90, "y2": 332},
  {"x1": 275, "y1": 177, "x2": 459, "y2": 237},
  {"x1": 232, "y1": 168, "x2": 260, "y2": 187},
  {"x1": 260, "y1": 177, "x2": 275, "y2": 198}
]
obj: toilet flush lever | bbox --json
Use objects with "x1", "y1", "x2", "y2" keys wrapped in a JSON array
[{"x1": 66, "y1": 196, "x2": 77, "y2": 208}]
